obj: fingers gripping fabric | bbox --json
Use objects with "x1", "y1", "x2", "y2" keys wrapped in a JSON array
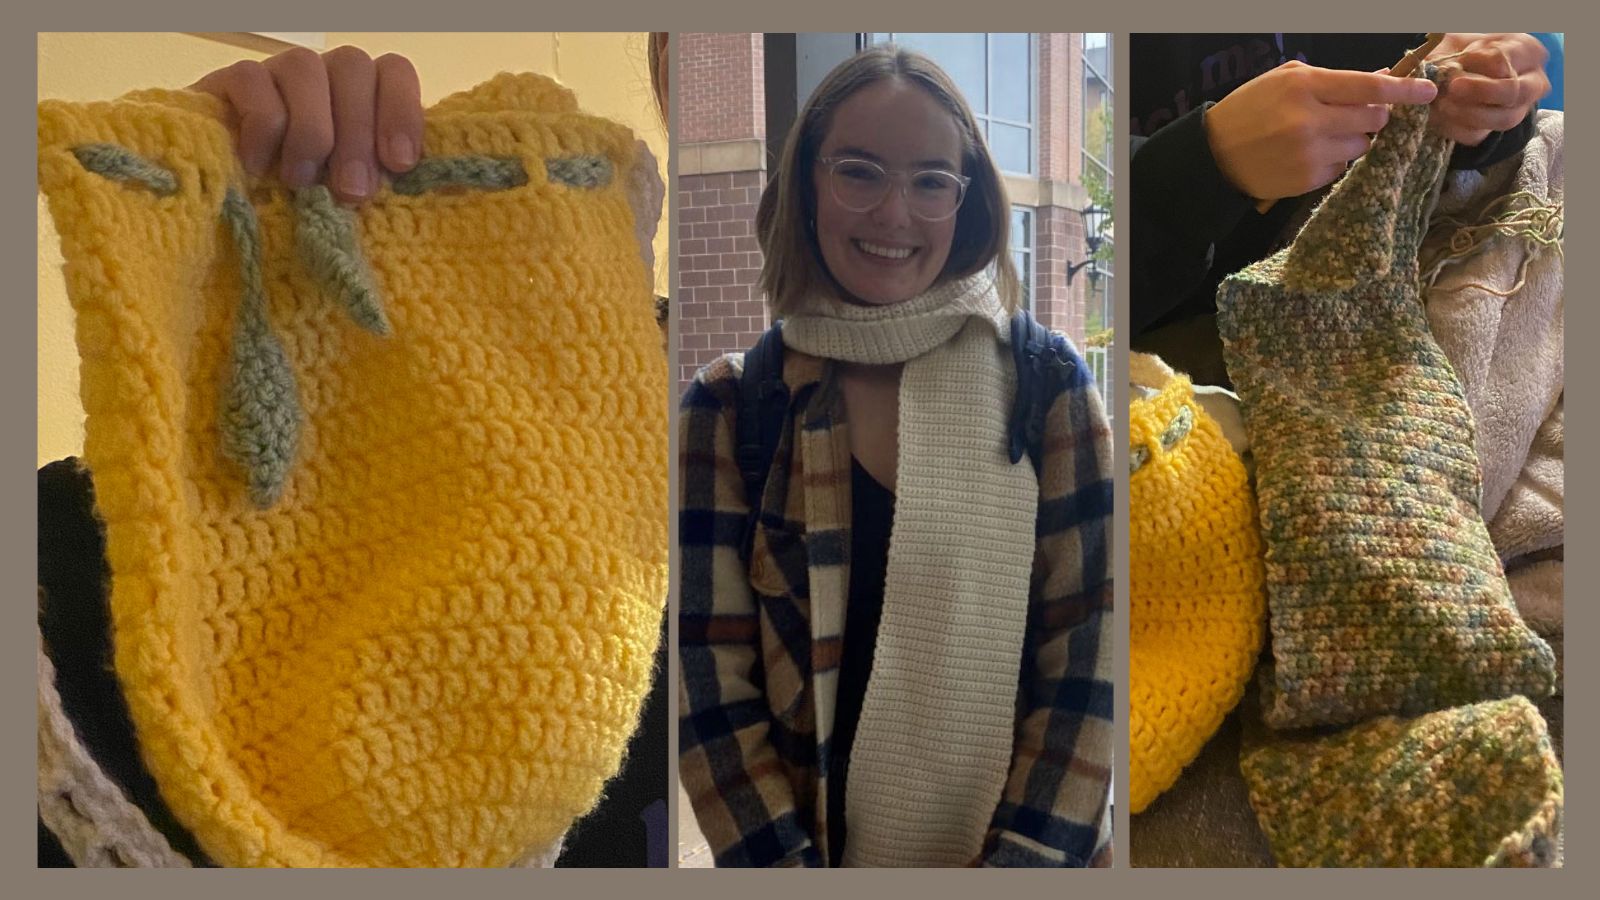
[
  {"x1": 37, "y1": 73, "x2": 668, "y2": 867},
  {"x1": 1216, "y1": 69, "x2": 1556, "y2": 730}
]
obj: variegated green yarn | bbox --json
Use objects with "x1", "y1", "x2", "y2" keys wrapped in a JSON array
[
  {"x1": 1217, "y1": 69, "x2": 1556, "y2": 730},
  {"x1": 1241, "y1": 695, "x2": 1562, "y2": 867}
]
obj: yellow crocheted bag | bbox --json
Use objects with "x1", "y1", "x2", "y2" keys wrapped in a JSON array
[
  {"x1": 37, "y1": 74, "x2": 667, "y2": 867},
  {"x1": 1128, "y1": 353, "x2": 1266, "y2": 814}
]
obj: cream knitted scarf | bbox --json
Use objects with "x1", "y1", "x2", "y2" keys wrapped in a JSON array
[{"x1": 785, "y1": 271, "x2": 1037, "y2": 867}]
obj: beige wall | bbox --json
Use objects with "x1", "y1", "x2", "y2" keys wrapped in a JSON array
[{"x1": 37, "y1": 32, "x2": 668, "y2": 464}]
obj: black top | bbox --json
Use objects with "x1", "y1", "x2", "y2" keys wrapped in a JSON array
[
  {"x1": 37, "y1": 458, "x2": 213, "y2": 866},
  {"x1": 1130, "y1": 33, "x2": 1538, "y2": 341},
  {"x1": 826, "y1": 456, "x2": 895, "y2": 867}
]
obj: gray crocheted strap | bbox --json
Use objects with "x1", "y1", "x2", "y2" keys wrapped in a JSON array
[
  {"x1": 220, "y1": 187, "x2": 301, "y2": 510},
  {"x1": 391, "y1": 156, "x2": 529, "y2": 195},
  {"x1": 545, "y1": 154, "x2": 613, "y2": 188},
  {"x1": 391, "y1": 154, "x2": 614, "y2": 194},
  {"x1": 293, "y1": 186, "x2": 390, "y2": 336},
  {"x1": 38, "y1": 620, "x2": 193, "y2": 868},
  {"x1": 71, "y1": 143, "x2": 178, "y2": 196}
]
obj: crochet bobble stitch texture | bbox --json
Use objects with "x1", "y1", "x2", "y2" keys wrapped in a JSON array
[
  {"x1": 1128, "y1": 355, "x2": 1265, "y2": 814},
  {"x1": 1216, "y1": 69, "x2": 1555, "y2": 731},
  {"x1": 1241, "y1": 696, "x2": 1562, "y2": 867},
  {"x1": 38, "y1": 73, "x2": 667, "y2": 867}
]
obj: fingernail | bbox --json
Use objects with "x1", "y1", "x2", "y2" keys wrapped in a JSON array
[
  {"x1": 338, "y1": 159, "x2": 372, "y2": 199},
  {"x1": 287, "y1": 159, "x2": 319, "y2": 188},
  {"x1": 390, "y1": 135, "x2": 418, "y2": 169},
  {"x1": 1417, "y1": 80, "x2": 1439, "y2": 101}
]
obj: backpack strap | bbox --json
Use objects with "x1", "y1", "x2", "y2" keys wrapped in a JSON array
[
  {"x1": 735, "y1": 321, "x2": 789, "y2": 563},
  {"x1": 1008, "y1": 309, "x2": 1077, "y2": 475}
]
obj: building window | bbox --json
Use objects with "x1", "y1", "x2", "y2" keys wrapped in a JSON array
[
  {"x1": 868, "y1": 33, "x2": 1035, "y2": 175},
  {"x1": 1087, "y1": 268, "x2": 1113, "y2": 336},
  {"x1": 1082, "y1": 32, "x2": 1113, "y2": 184},
  {"x1": 1082, "y1": 32, "x2": 1115, "y2": 317},
  {"x1": 1011, "y1": 207, "x2": 1034, "y2": 310},
  {"x1": 1081, "y1": 34, "x2": 1114, "y2": 408}
]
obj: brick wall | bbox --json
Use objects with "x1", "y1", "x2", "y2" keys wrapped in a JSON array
[
  {"x1": 1036, "y1": 206, "x2": 1087, "y2": 342},
  {"x1": 1065, "y1": 35, "x2": 1085, "y2": 187},
  {"x1": 680, "y1": 33, "x2": 765, "y2": 143},
  {"x1": 1039, "y1": 32, "x2": 1071, "y2": 183},
  {"x1": 678, "y1": 34, "x2": 772, "y2": 393},
  {"x1": 1030, "y1": 34, "x2": 1091, "y2": 345},
  {"x1": 677, "y1": 170, "x2": 769, "y2": 389}
]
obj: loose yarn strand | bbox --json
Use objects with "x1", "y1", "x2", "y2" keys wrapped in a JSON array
[{"x1": 1419, "y1": 189, "x2": 1563, "y2": 297}]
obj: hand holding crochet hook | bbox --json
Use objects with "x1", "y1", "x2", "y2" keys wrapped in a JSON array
[
  {"x1": 1203, "y1": 59, "x2": 1437, "y2": 206},
  {"x1": 1425, "y1": 32, "x2": 1551, "y2": 147},
  {"x1": 1205, "y1": 33, "x2": 1550, "y2": 213},
  {"x1": 190, "y1": 46, "x2": 425, "y2": 204}
]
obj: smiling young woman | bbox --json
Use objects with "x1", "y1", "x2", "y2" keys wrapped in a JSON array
[
  {"x1": 807, "y1": 79, "x2": 964, "y2": 306},
  {"x1": 677, "y1": 45, "x2": 1115, "y2": 869}
]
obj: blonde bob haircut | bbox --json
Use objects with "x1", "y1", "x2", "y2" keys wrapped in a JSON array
[{"x1": 755, "y1": 45, "x2": 1022, "y2": 317}]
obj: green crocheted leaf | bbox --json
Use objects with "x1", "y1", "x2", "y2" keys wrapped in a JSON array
[
  {"x1": 294, "y1": 186, "x2": 390, "y2": 336},
  {"x1": 220, "y1": 187, "x2": 302, "y2": 509},
  {"x1": 220, "y1": 306, "x2": 302, "y2": 509}
]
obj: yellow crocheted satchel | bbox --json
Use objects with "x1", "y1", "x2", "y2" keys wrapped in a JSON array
[
  {"x1": 38, "y1": 74, "x2": 667, "y2": 867},
  {"x1": 1129, "y1": 353, "x2": 1266, "y2": 814}
]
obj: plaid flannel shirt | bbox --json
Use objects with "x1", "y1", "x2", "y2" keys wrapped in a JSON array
[{"x1": 678, "y1": 343, "x2": 1114, "y2": 868}]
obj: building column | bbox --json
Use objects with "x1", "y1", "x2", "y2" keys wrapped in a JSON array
[{"x1": 1032, "y1": 33, "x2": 1094, "y2": 345}]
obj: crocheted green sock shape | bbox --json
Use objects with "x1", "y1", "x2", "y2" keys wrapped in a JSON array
[
  {"x1": 1241, "y1": 695, "x2": 1562, "y2": 867},
  {"x1": 1218, "y1": 75, "x2": 1556, "y2": 730}
]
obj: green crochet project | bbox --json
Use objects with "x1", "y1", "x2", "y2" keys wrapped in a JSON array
[
  {"x1": 1240, "y1": 695, "x2": 1562, "y2": 867},
  {"x1": 1216, "y1": 68, "x2": 1556, "y2": 731}
]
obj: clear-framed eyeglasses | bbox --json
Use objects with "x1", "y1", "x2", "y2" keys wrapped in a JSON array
[{"x1": 817, "y1": 156, "x2": 972, "y2": 222}]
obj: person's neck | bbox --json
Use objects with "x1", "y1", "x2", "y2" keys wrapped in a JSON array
[
  {"x1": 832, "y1": 278, "x2": 947, "y2": 310},
  {"x1": 836, "y1": 359, "x2": 905, "y2": 382}
]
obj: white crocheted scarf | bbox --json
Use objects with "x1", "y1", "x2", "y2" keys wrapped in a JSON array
[{"x1": 785, "y1": 272, "x2": 1036, "y2": 867}]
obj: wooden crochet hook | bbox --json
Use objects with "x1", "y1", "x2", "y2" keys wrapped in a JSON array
[{"x1": 1253, "y1": 33, "x2": 1446, "y2": 214}]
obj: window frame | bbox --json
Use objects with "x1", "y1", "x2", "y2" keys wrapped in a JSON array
[
  {"x1": 1081, "y1": 32, "x2": 1114, "y2": 180},
  {"x1": 866, "y1": 32, "x2": 1038, "y2": 176},
  {"x1": 1010, "y1": 205, "x2": 1035, "y2": 310}
]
